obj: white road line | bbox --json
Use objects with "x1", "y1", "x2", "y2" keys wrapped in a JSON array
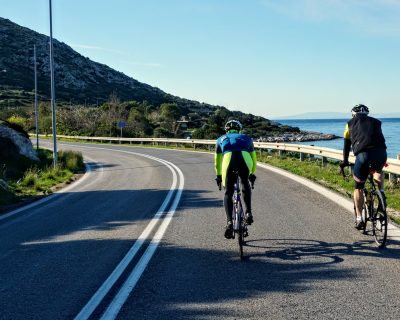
[
  {"x1": 73, "y1": 146, "x2": 184, "y2": 320},
  {"x1": 100, "y1": 161, "x2": 184, "y2": 320}
]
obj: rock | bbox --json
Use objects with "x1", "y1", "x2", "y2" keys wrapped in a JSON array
[
  {"x1": 257, "y1": 132, "x2": 340, "y2": 143},
  {"x1": 0, "y1": 123, "x2": 39, "y2": 161}
]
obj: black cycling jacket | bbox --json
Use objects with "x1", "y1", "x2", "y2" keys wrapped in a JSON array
[{"x1": 344, "y1": 114, "x2": 386, "y2": 156}]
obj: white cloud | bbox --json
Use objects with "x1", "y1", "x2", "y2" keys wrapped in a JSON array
[
  {"x1": 68, "y1": 44, "x2": 161, "y2": 68},
  {"x1": 259, "y1": 0, "x2": 400, "y2": 36},
  {"x1": 121, "y1": 61, "x2": 162, "y2": 68},
  {"x1": 70, "y1": 43, "x2": 125, "y2": 55}
]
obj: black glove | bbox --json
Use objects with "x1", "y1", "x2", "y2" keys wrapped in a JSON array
[
  {"x1": 339, "y1": 160, "x2": 349, "y2": 169},
  {"x1": 215, "y1": 175, "x2": 222, "y2": 190},
  {"x1": 339, "y1": 160, "x2": 349, "y2": 176},
  {"x1": 249, "y1": 174, "x2": 256, "y2": 188}
]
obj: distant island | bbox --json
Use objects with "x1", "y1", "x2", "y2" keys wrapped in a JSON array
[{"x1": 273, "y1": 111, "x2": 400, "y2": 120}]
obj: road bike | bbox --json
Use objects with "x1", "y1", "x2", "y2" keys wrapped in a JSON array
[
  {"x1": 340, "y1": 164, "x2": 388, "y2": 248},
  {"x1": 217, "y1": 172, "x2": 254, "y2": 260},
  {"x1": 232, "y1": 172, "x2": 249, "y2": 260}
]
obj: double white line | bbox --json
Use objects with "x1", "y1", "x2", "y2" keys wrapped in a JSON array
[{"x1": 72, "y1": 147, "x2": 184, "y2": 320}]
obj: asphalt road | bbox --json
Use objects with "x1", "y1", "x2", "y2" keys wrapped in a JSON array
[{"x1": 1, "y1": 141, "x2": 400, "y2": 320}]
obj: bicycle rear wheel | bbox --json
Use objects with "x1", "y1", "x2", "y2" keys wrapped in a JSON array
[{"x1": 372, "y1": 190, "x2": 387, "y2": 248}]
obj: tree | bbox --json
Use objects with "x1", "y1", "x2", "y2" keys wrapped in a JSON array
[
  {"x1": 38, "y1": 102, "x2": 52, "y2": 134},
  {"x1": 160, "y1": 103, "x2": 180, "y2": 121}
]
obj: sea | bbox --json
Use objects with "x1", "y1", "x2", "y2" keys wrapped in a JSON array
[{"x1": 277, "y1": 118, "x2": 400, "y2": 160}]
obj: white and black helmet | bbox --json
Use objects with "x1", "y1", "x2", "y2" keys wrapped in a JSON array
[
  {"x1": 351, "y1": 104, "x2": 369, "y2": 116},
  {"x1": 224, "y1": 120, "x2": 243, "y2": 132}
]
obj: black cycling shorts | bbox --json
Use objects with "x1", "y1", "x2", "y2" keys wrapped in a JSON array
[{"x1": 353, "y1": 148, "x2": 387, "y2": 189}]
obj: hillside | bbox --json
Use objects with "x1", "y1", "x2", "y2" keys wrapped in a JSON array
[
  {"x1": 0, "y1": 17, "x2": 338, "y2": 141},
  {"x1": 0, "y1": 17, "x2": 216, "y2": 113}
]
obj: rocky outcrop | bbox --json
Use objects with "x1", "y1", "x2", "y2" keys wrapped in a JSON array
[
  {"x1": 0, "y1": 123, "x2": 39, "y2": 161},
  {"x1": 257, "y1": 132, "x2": 339, "y2": 143}
]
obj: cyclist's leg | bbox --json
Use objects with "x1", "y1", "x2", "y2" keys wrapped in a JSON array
[
  {"x1": 371, "y1": 148, "x2": 387, "y2": 207},
  {"x1": 370, "y1": 148, "x2": 387, "y2": 188},
  {"x1": 223, "y1": 158, "x2": 237, "y2": 239},
  {"x1": 239, "y1": 168, "x2": 251, "y2": 214},
  {"x1": 353, "y1": 152, "x2": 369, "y2": 224},
  {"x1": 223, "y1": 152, "x2": 239, "y2": 223},
  {"x1": 224, "y1": 171, "x2": 235, "y2": 223},
  {"x1": 237, "y1": 152, "x2": 252, "y2": 223}
]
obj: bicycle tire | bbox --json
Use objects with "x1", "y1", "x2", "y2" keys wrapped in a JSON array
[
  {"x1": 237, "y1": 201, "x2": 244, "y2": 260},
  {"x1": 238, "y1": 229, "x2": 244, "y2": 260},
  {"x1": 372, "y1": 190, "x2": 388, "y2": 248}
]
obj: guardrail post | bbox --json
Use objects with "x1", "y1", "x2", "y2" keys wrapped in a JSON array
[
  {"x1": 193, "y1": 143, "x2": 196, "y2": 150},
  {"x1": 389, "y1": 172, "x2": 399, "y2": 184},
  {"x1": 300, "y1": 152, "x2": 304, "y2": 161},
  {"x1": 321, "y1": 156, "x2": 327, "y2": 166}
]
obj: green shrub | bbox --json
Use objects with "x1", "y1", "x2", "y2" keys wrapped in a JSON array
[
  {"x1": 20, "y1": 168, "x2": 39, "y2": 188},
  {"x1": 41, "y1": 166, "x2": 59, "y2": 181},
  {"x1": 58, "y1": 150, "x2": 84, "y2": 172},
  {"x1": 6, "y1": 115, "x2": 28, "y2": 132}
]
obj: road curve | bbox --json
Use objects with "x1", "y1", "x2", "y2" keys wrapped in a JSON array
[{"x1": 1, "y1": 141, "x2": 400, "y2": 320}]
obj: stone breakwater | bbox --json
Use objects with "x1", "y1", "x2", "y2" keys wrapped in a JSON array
[{"x1": 257, "y1": 132, "x2": 340, "y2": 143}]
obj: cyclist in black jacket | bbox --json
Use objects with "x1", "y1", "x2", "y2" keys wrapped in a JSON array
[{"x1": 341, "y1": 104, "x2": 387, "y2": 229}]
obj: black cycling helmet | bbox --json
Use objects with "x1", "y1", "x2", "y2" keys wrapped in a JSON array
[
  {"x1": 224, "y1": 119, "x2": 243, "y2": 132},
  {"x1": 351, "y1": 104, "x2": 369, "y2": 116}
]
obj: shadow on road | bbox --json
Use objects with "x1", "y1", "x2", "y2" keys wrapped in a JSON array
[
  {"x1": 2, "y1": 185, "x2": 400, "y2": 319},
  {"x1": 245, "y1": 237, "x2": 400, "y2": 263}
]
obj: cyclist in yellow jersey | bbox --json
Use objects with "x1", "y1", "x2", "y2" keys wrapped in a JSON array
[
  {"x1": 214, "y1": 120, "x2": 257, "y2": 239},
  {"x1": 341, "y1": 104, "x2": 387, "y2": 229}
]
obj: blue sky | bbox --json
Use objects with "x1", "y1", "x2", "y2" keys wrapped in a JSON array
[{"x1": 1, "y1": 0, "x2": 400, "y2": 117}]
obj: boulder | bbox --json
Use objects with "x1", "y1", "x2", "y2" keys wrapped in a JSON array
[{"x1": 0, "y1": 122, "x2": 39, "y2": 161}]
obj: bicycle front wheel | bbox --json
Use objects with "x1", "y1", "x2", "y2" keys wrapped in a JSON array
[
  {"x1": 238, "y1": 230, "x2": 244, "y2": 260},
  {"x1": 372, "y1": 190, "x2": 388, "y2": 248},
  {"x1": 236, "y1": 203, "x2": 245, "y2": 260}
]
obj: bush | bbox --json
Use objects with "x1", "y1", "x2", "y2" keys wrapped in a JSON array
[
  {"x1": 7, "y1": 115, "x2": 28, "y2": 132},
  {"x1": 20, "y1": 168, "x2": 39, "y2": 188},
  {"x1": 58, "y1": 151, "x2": 84, "y2": 172}
]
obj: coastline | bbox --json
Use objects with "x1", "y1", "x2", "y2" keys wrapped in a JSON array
[{"x1": 258, "y1": 131, "x2": 340, "y2": 143}]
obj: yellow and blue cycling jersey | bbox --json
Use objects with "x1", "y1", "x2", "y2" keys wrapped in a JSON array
[{"x1": 214, "y1": 132, "x2": 257, "y2": 187}]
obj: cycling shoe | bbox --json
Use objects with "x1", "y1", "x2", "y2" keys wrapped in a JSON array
[
  {"x1": 224, "y1": 222, "x2": 233, "y2": 239},
  {"x1": 245, "y1": 212, "x2": 253, "y2": 225}
]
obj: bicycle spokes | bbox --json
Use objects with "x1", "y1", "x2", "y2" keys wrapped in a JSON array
[{"x1": 371, "y1": 192, "x2": 388, "y2": 248}]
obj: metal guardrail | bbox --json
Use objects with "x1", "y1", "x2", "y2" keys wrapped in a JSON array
[{"x1": 35, "y1": 134, "x2": 400, "y2": 176}]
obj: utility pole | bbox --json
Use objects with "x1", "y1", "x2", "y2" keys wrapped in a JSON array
[
  {"x1": 49, "y1": 0, "x2": 58, "y2": 166},
  {"x1": 34, "y1": 45, "x2": 39, "y2": 150}
]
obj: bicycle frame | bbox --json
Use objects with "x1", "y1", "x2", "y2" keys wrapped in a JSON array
[
  {"x1": 341, "y1": 164, "x2": 388, "y2": 248},
  {"x1": 231, "y1": 172, "x2": 248, "y2": 259}
]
